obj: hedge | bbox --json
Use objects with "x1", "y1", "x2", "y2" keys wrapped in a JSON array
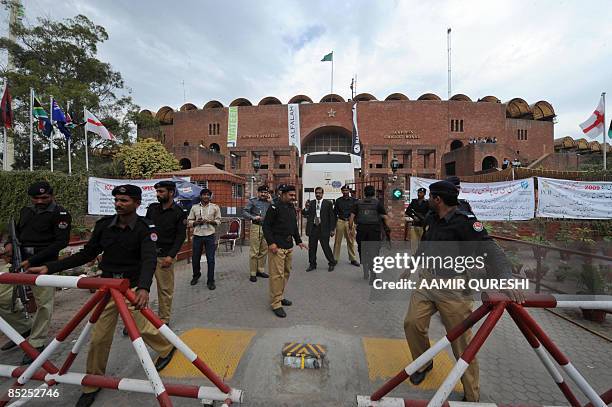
[{"x1": 0, "y1": 171, "x2": 89, "y2": 235}]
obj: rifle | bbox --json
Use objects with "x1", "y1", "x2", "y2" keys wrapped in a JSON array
[
  {"x1": 8, "y1": 219, "x2": 37, "y2": 317},
  {"x1": 406, "y1": 207, "x2": 425, "y2": 224}
]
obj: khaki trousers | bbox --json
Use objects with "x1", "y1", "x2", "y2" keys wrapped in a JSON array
[
  {"x1": 333, "y1": 219, "x2": 357, "y2": 262},
  {"x1": 154, "y1": 258, "x2": 175, "y2": 324},
  {"x1": 403, "y1": 284, "x2": 479, "y2": 401},
  {"x1": 0, "y1": 282, "x2": 54, "y2": 348},
  {"x1": 249, "y1": 224, "x2": 268, "y2": 277},
  {"x1": 268, "y1": 248, "x2": 292, "y2": 310},
  {"x1": 410, "y1": 226, "x2": 424, "y2": 254},
  {"x1": 83, "y1": 290, "x2": 174, "y2": 394}
]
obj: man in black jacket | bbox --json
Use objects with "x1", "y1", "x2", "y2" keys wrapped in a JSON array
[
  {"x1": 27, "y1": 184, "x2": 176, "y2": 407},
  {"x1": 405, "y1": 187, "x2": 429, "y2": 254},
  {"x1": 302, "y1": 187, "x2": 337, "y2": 272}
]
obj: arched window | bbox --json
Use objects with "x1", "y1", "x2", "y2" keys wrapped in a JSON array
[
  {"x1": 450, "y1": 140, "x2": 463, "y2": 150},
  {"x1": 179, "y1": 158, "x2": 192, "y2": 169},
  {"x1": 482, "y1": 156, "x2": 498, "y2": 171},
  {"x1": 209, "y1": 143, "x2": 220, "y2": 153}
]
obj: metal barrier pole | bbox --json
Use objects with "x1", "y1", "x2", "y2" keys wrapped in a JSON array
[
  {"x1": 506, "y1": 305, "x2": 581, "y2": 407},
  {"x1": 110, "y1": 288, "x2": 172, "y2": 407},
  {"x1": 508, "y1": 303, "x2": 606, "y2": 407}
]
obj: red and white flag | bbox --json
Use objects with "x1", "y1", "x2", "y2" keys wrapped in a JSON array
[
  {"x1": 84, "y1": 108, "x2": 115, "y2": 141},
  {"x1": 579, "y1": 96, "x2": 605, "y2": 139}
]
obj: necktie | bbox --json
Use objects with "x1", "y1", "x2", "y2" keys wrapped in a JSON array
[{"x1": 315, "y1": 201, "x2": 321, "y2": 225}]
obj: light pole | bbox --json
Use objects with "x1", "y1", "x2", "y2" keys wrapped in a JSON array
[{"x1": 251, "y1": 155, "x2": 261, "y2": 197}]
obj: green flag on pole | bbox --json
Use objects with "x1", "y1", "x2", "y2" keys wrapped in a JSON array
[
  {"x1": 321, "y1": 52, "x2": 333, "y2": 62},
  {"x1": 608, "y1": 119, "x2": 612, "y2": 138}
]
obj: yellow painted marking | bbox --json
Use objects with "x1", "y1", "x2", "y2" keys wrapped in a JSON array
[
  {"x1": 160, "y1": 328, "x2": 256, "y2": 379},
  {"x1": 306, "y1": 343, "x2": 318, "y2": 356},
  {"x1": 285, "y1": 343, "x2": 302, "y2": 355},
  {"x1": 362, "y1": 337, "x2": 463, "y2": 392},
  {"x1": 315, "y1": 344, "x2": 326, "y2": 354}
]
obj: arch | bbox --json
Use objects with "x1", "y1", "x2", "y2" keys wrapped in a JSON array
[
  {"x1": 576, "y1": 138, "x2": 589, "y2": 150},
  {"x1": 482, "y1": 156, "x2": 498, "y2": 171},
  {"x1": 450, "y1": 140, "x2": 464, "y2": 150},
  {"x1": 385, "y1": 93, "x2": 410, "y2": 101},
  {"x1": 138, "y1": 109, "x2": 154, "y2": 117},
  {"x1": 319, "y1": 94, "x2": 345, "y2": 103},
  {"x1": 258, "y1": 96, "x2": 282, "y2": 106},
  {"x1": 203, "y1": 100, "x2": 224, "y2": 109},
  {"x1": 209, "y1": 143, "x2": 220, "y2": 153},
  {"x1": 179, "y1": 158, "x2": 192, "y2": 169},
  {"x1": 353, "y1": 93, "x2": 377, "y2": 102},
  {"x1": 561, "y1": 136, "x2": 576, "y2": 149},
  {"x1": 505, "y1": 98, "x2": 532, "y2": 118},
  {"x1": 589, "y1": 141, "x2": 601, "y2": 151},
  {"x1": 229, "y1": 98, "x2": 253, "y2": 107},
  {"x1": 179, "y1": 103, "x2": 198, "y2": 112},
  {"x1": 478, "y1": 95, "x2": 501, "y2": 103},
  {"x1": 301, "y1": 125, "x2": 353, "y2": 154},
  {"x1": 417, "y1": 93, "x2": 442, "y2": 101},
  {"x1": 288, "y1": 94, "x2": 313, "y2": 104},
  {"x1": 450, "y1": 94, "x2": 472, "y2": 102},
  {"x1": 531, "y1": 100, "x2": 556, "y2": 121},
  {"x1": 155, "y1": 106, "x2": 175, "y2": 124}
]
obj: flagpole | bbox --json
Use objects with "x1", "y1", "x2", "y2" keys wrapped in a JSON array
[
  {"x1": 603, "y1": 92, "x2": 607, "y2": 171},
  {"x1": 331, "y1": 51, "x2": 334, "y2": 97},
  {"x1": 2, "y1": 127, "x2": 6, "y2": 171},
  {"x1": 29, "y1": 88, "x2": 33, "y2": 171},
  {"x1": 84, "y1": 108, "x2": 89, "y2": 171},
  {"x1": 66, "y1": 100, "x2": 72, "y2": 175},
  {"x1": 49, "y1": 96, "x2": 53, "y2": 172}
]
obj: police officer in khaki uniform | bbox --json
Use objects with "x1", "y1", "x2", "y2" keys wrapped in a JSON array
[
  {"x1": 28, "y1": 185, "x2": 176, "y2": 407},
  {"x1": 403, "y1": 180, "x2": 524, "y2": 401},
  {"x1": 262, "y1": 185, "x2": 307, "y2": 318},
  {"x1": 333, "y1": 185, "x2": 359, "y2": 266},
  {"x1": 243, "y1": 185, "x2": 271, "y2": 282},
  {"x1": 405, "y1": 187, "x2": 429, "y2": 254},
  {"x1": 0, "y1": 181, "x2": 71, "y2": 364}
]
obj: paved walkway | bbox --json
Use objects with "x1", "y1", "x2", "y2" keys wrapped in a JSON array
[{"x1": 0, "y1": 242, "x2": 610, "y2": 406}]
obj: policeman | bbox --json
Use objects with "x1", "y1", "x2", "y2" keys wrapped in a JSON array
[
  {"x1": 405, "y1": 187, "x2": 429, "y2": 254},
  {"x1": 243, "y1": 185, "x2": 271, "y2": 282},
  {"x1": 145, "y1": 180, "x2": 187, "y2": 325},
  {"x1": 403, "y1": 180, "x2": 524, "y2": 401},
  {"x1": 445, "y1": 176, "x2": 474, "y2": 214},
  {"x1": 28, "y1": 185, "x2": 176, "y2": 407},
  {"x1": 333, "y1": 185, "x2": 359, "y2": 267},
  {"x1": 262, "y1": 185, "x2": 307, "y2": 318},
  {"x1": 349, "y1": 185, "x2": 389, "y2": 284},
  {"x1": 0, "y1": 181, "x2": 71, "y2": 364}
]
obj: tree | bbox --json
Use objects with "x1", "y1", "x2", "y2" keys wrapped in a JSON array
[
  {"x1": 0, "y1": 8, "x2": 138, "y2": 171},
  {"x1": 115, "y1": 138, "x2": 180, "y2": 178}
]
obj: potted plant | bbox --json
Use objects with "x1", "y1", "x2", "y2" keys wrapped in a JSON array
[
  {"x1": 576, "y1": 264, "x2": 608, "y2": 323},
  {"x1": 572, "y1": 227, "x2": 596, "y2": 264},
  {"x1": 555, "y1": 224, "x2": 573, "y2": 261}
]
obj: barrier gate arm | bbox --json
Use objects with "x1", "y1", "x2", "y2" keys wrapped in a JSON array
[
  {"x1": 359, "y1": 293, "x2": 612, "y2": 407},
  {"x1": 0, "y1": 273, "x2": 243, "y2": 406}
]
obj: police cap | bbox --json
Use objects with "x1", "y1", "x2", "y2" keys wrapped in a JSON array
[
  {"x1": 445, "y1": 176, "x2": 461, "y2": 187},
  {"x1": 154, "y1": 180, "x2": 176, "y2": 191},
  {"x1": 257, "y1": 185, "x2": 269, "y2": 192},
  {"x1": 429, "y1": 180, "x2": 458, "y2": 196},
  {"x1": 417, "y1": 187, "x2": 426, "y2": 193},
  {"x1": 341, "y1": 184, "x2": 351, "y2": 191},
  {"x1": 280, "y1": 184, "x2": 296, "y2": 193},
  {"x1": 27, "y1": 181, "x2": 53, "y2": 196},
  {"x1": 112, "y1": 184, "x2": 142, "y2": 200}
]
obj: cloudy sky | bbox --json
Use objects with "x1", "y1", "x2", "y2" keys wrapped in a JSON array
[{"x1": 3, "y1": 0, "x2": 612, "y2": 139}]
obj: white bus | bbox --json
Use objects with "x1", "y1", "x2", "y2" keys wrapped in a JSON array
[{"x1": 301, "y1": 152, "x2": 360, "y2": 202}]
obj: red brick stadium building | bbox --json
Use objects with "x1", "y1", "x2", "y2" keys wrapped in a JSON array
[{"x1": 137, "y1": 92, "x2": 556, "y2": 191}]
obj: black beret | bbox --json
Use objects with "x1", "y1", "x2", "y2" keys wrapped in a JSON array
[
  {"x1": 28, "y1": 181, "x2": 53, "y2": 196},
  {"x1": 112, "y1": 184, "x2": 142, "y2": 199},
  {"x1": 429, "y1": 180, "x2": 459, "y2": 195},
  {"x1": 280, "y1": 184, "x2": 296, "y2": 192},
  {"x1": 200, "y1": 188, "x2": 212, "y2": 195},
  {"x1": 445, "y1": 176, "x2": 461, "y2": 187},
  {"x1": 257, "y1": 185, "x2": 269, "y2": 192},
  {"x1": 417, "y1": 187, "x2": 426, "y2": 193},
  {"x1": 154, "y1": 180, "x2": 176, "y2": 190}
]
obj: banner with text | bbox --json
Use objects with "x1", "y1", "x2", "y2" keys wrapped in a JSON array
[
  {"x1": 410, "y1": 176, "x2": 535, "y2": 220},
  {"x1": 287, "y1": 103, "x2": 301, "y2": 155},
  {"x1": 536, "y1": 177, "x2": 612, "y2": 219},
  {"x1": 88, "y1": 177, "x2": 176, "y2": 216},
  {"x1": 227, "y1": 106, "x2": 238, "y2": 147}
]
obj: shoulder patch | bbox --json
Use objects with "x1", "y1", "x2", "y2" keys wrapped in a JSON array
[
  {"x1": 472, "y1": 221, "x2": 484, "y2": 232},
  {"x1": 57, "y1": 221, "x2": 69, "y2": 229},
  {"x1": 150, "y1": 232, "x2": 158, "y2": 242}
]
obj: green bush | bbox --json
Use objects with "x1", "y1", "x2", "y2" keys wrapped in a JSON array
[{"x1": 0, "y1": 171, "x2": 88, "y2": 235}]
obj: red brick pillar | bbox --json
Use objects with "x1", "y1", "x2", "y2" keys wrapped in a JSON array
[{"x1": 385, "y1": 175, "x2": 407, "y2": 241}]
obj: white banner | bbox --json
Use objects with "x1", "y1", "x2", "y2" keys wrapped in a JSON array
[
  {"x1": 287, "y1": 103, "x2": 301, "y2": 155},
  {"x1": 410, "y1": 177, "x2": 535, "y2": 220},
  {"x1": 88, "y1": 177, "x2": 177, "y2": 216},
  {"x1": 536, "y1": 177, "x2": 612, "y2": 219}
]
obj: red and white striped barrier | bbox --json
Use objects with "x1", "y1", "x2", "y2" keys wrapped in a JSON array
[
  {"x1": 358, "y1": 293, "x2": 612, "y2": 407},
  {"x1": 0, "y1": 274, "x2": 243, "y2": 406},
  {"x1": 356, "y1": 397, "x2": 570, "y2": 407}
]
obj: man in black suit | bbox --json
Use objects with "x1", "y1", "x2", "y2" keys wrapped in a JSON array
[{"x1": 302, "y1": 187, "x2": 337, "y2": 272}]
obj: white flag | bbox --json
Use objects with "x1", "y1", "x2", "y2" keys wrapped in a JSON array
[
  {"x1": 579, "y1": 96, "x2": 605, "y2": 139},
  {"x1": 84, "y1": 108, "x2": 115, "y2": 141}
]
